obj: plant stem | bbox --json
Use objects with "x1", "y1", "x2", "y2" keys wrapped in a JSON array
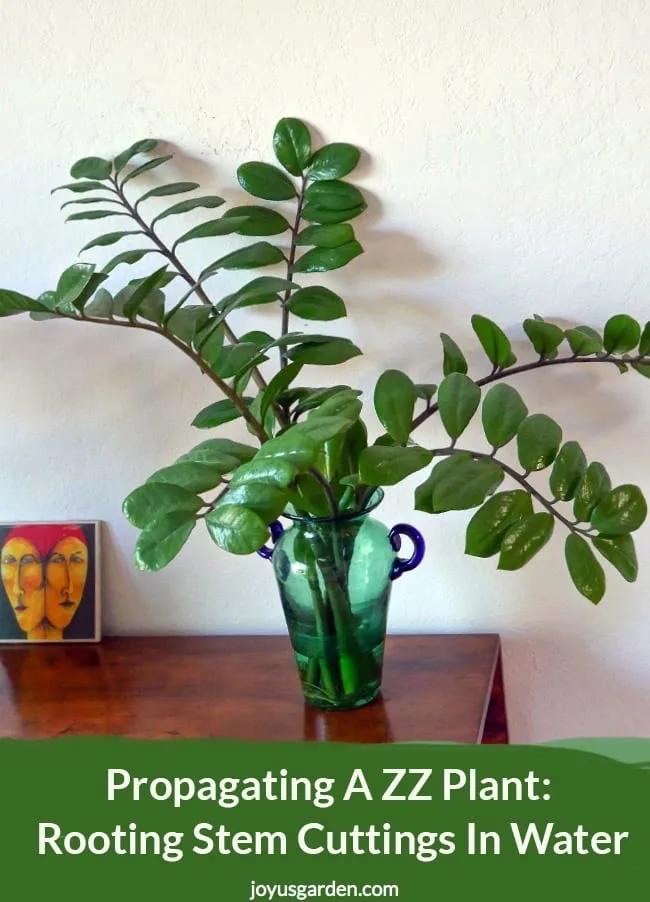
[{"x1": 280, "y1": 175, "x2": 307, "y2": 370}]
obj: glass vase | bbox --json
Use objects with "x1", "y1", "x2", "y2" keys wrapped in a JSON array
[{"x1": 258, "y1": 490, "x2": 425, "y2": 711}]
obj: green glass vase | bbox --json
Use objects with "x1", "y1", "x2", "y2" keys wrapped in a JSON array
[{"x1": 258, "y1": 490, "x2": 425, "y2": 711}]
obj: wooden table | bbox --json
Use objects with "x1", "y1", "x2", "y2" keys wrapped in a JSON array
[{"x1": 0, "y1": 634, "x2": 508, "y2": 743}]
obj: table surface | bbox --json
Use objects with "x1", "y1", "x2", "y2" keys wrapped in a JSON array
[{"x1": 0, "y1": 634, "x2": 507, "y2": 743}]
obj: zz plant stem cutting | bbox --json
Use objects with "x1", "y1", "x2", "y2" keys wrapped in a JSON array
[{"x1": 1, "y1": 118, "x2": 648, "y2": 709}]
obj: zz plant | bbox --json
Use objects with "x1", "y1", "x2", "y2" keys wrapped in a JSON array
[{"x1": 0, "y1": 117, "x2": 648, "y2": 615}]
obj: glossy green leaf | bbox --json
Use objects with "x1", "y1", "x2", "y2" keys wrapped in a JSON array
[
  {"x1": 136, "y1": 182, "x2": 199, "y2": 205},
  {"x1": 174, "y1": 215, "x2": 249, "y2": 248},
  {"x1": 481, "y1": 383, "x2": 528, "y2": 450},
  {"x1": 603, "y1": 314, "x2": 641, "y2": 354},
  {"x1": 102, "y1": 249, "x2": 157, "y2": 274},
  {"x1": 516, "y1": 413, "x2": 562, "y2": 472},
  {"x1": 70, "y1": 156, "x2": 112, "y2": 180},
  {"x1": 230, "y1": 458, "x2": 298, "y2": 488},
  {"x1": 205, "y1": 505, "x2": 269, "y2": 555},
  {"x1": 66, "y1": 210, "x2": 129, "y2": 222},
  {"x1": 191, "y1": 397, "x2": 254, "y2": 429},
  {"x1": 237, "y1": 162, "x2": 296, "y2": 201},
  {"x1": 201, "y1": 242, "x2": 285, "y2": 278},
  {"x1": 55, "y1": 263, "x2": 97, "y2": 311},
  {"x1": 292, "y1": 241, "x2": 363, "y2": 274},
  {"x1": 296, "y1": 224, "x2": 355, "y2": 248},
  {"x1": 79, "y1": 230, "x2": 142, "y2": 253},
  {"x1": 564, "y1": 326, "x2": 603, "y2": 356},
  {"x1": 213, "y1": 343, "x2": 262, "y2": 379},
  {"x1": 440, "y1": 333, "x2": 468, "y2": 376},
  {"x1": 216, "y1": 483, "x2": 287, "y2": 523},
  {"x1": 222, "y1": 205, "x2": 290, "y2": 236},
  {"x1": 294, "y1": 385, "x2": 355, "y2": 415},
  {"x1": 549, "y1": 441, "x2": 587, "y2": 501},
  {"x1": 591, "y1": 485, "x2": 647, "y2": 535},
  {"x1": 592, "y1": 534, "x2": 638, "y2": 583},
  {"x1": 374, "y1": 369, "x2": 417, "y2": 445},
  {"x1": 179, "y1": 438, "x2": 256, "y2": 467},
  {"x1": 0, "y1": 290, "x2": 49, "y2": 317},
  {"x1": 309, "y1": 389, "x2": 362, "y2": 421},
  {"x1": 287, "y1": 286, "x2": 346, "y2": 321},
  {"x1": 358, "y1": 445, "x2": 433, "y2": 486},
  {"x1": 138, "y1": 289, "x2": 166, "y2": 325},
  {"x1": 307, "y1": 143, "x2": 361, "y2": 181},
  {"x1": 292, "y1": 415, "x2": 356, "y2": 445},
  {"x1": 273, "y1": 118, "x2": 312, "y2": 176},
  {"x1": 638, "y1": 322, "x2": 650, "y2": 356},
  {"x1": 437, "y1": 373, "x2": 481, "y2": 440},
  {"x1": 260, "y1": 362, "x2": 303, "y2": 422},
  {"x1": 465, "y1": 490, "x2": 534, "y2": 557},
  {"x1": 60, "y1": 196, "x2": 124, "y2": 209},
  {"x1": 429, "y1": 457, "x2": 504, "y2": 513},
  {"x1": 121, "y1": 154, "x2": 173, "y2": 185},
  {"x1": 113, "y1": 139, "x2": 158, "y2": 174},
  {"x1": 304, "y1": 180, "x2": 364, "y2": 211},
  {"x1": 301, "y1": 202, "x2": 367, "y2": 225},
  {"x1": 123, "y1": 266, "x2": 170, "y2": 319},
  {"x1": 123, "y1": 483, "x2": 202, "y2": 529},
  {"x1": 565, "y1": 534, "x2": 606, "y2": 603},
  {"x1": 414, "y1": 454, "x2": 470, "y2": 513},
  {"x1": 145, "y1": 460, "x2": 229, "y2": 494},
  {"x1": 471, "y1": 315, "x2": 516, "y2": 369},
  {"x1": 573, "y1": 462, "x2": 612, "y2": 522},
  {"x1": 498, "y1": 513, "x2": 554, "y2": 570},
  {"x1": 134, "y1": 511, "x2": 196, "y2": 571},
  {"x1": 52, "y1": 180, "x2": 114, "y2": 194},
  {"x1": 523, "y1": 318, "x2": 565, "y2": 358},
  {"x1": 151, "y1": 195, "x2": 225, "y2": 225},
  {"x1": 632, "y1": 362, "x2": 650, "y2": 378},
  {"x1": 287, "y1": 338, "x2": 362, "y2": 366},
  {"x1": 256, "y1": 432, "x2": 319, "y2": 470},
  {"x1": 414, "y1": 384, "x2": 438, "y2": 401},
  {"x1": 84, "y1": 288, "x2": 114, "y2": 318},
  {"x1": 165, "y1": 306, "x2": 212, "y2": 344}
]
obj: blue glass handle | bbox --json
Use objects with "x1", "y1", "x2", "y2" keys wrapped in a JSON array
[
  {"x1": 257, "y1": 520, "x2": 285, "y2": 560},
  {"x1": 389, "y1": 523, "x2": 426, "y2": 580}
]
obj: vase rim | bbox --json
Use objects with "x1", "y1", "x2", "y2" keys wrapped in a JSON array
[{"x1": 282, "y1": 488, "x2": 385, "y2": 525}]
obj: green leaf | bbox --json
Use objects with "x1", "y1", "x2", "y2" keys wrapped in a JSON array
[
  {"x1": 374, "y1": 369, "x2": 417, "y2": 445},
  {"x1": 304, "y1": 180, "x2": 364, "y2": 211},
  {"x1": 178, "y1": 438, "x2": 256, "y2": 467},
  {"x1": 603, "y1": 314, "x2": 641, "y2": 354},
  {"x1": 165, "y1": 306, "x2": 212, "y2": 344},
  {"x1": 301, "y1": 202, "x2": 367, "y2": 225},
  {"x1": 287, "y1": 338, "x2": 362, "y2": 366},
  {"x1": 66, "y1": 210, "x2": 129, "y2": 222},
  {"x1": 60, "y1": 196, "x2": 124, "y2": 209},
  {"x1": 292, "y1": 241, "x2": 363, "y2": 274},
  {"x1": 136, "y1": 181, "x2": 199, "y2": 204},
  {"x1": 0, "y1": 290, "x2": 49, "y2": 317},
  {"x1": 102, "y1": 249, "x2": 157, "y2": 274},
  {"x1": 273, "y1": 118, "x2": 312, "y2": 176},
  {"x1": 205, "y1": 505, "x2": 269, "y2": 555},
  {"x1": 465, "y1": 490, "x2": 534, "y2": 557},
  {"x1": 260, "y1": 362, "x2": 303, "y2": 421},
  {"x1": 152, "y1": 195, "x2": 225, "y2": 225},
  {"x1": 139, "y1": 290, "x2": 166, "y2": 325},
  {"x1": 79, "y1": 230, "x2": 142, "y2": 253},
  {"x1": 498, "y1": 513, "x2": 554, "y2": 570},
  {"x1": 308, "y1": 389, "x2": 362, "y2": 421},
  {"x1": 564, "y1": 326, "x2": 603, "y2": 356},
  {"x1": 256, "y1": 432, "x2": 319, "y2": 471},
  {"x1": 296, "y1": 224, "x2": 354, "y2": 248},
  {"x1": 516, "y1": 413, "x2": 562, "y2": 472},
  {"x1": 471, "y1": 315, "x2": 516, "y2": 369},
  {"x1": 201, "y1": 242, "x2": 285, "y2": 278},
  {"x1": 237, "y1": 162, "x2": 296, "y2": 201},
  {"x1": 84, "y1": 288, "x2": 114, "y2": 318},
  {"x1": 145, "y1": 461, "x2": 229, "y2": 494},
  {"x1": 358, "y1": 445, "x2": 433, "y2": 486},
  {"x1": 414, "y1": 384, "x2": 437, "y2": 401},
  {"x1": 591, "y1": 485, "x2": 647, "y2": 535},
  {"x1": 523, "y1": 318, "x2": 565, "y2": 358},
  {"x1": 592, "y1": 534, "x2": 638, "y2": 583},
  {"x1": 414, "y1": 454, "x2": 471, "y2": 513},
  {"x1": 70, "y1": 156, "x2": 112, "y2": 180},
  {"x1": 573, "y1": 462, "x2": 612, "y2": 522},
  {"x1": 286, "y1": 286, "x2": 346, "y2": 321},
  {"x1": 121, "y1": 154, "x2": 173, "y2": 185},
  {"x1": 632, "y1": 362, "x2": 650, "y2": 378},
  {"x1": 437, "y1": 373, "x2": 481, "y2": 440},
  {"x1": 230, "y1": 458, "x2": 298, "y2": 488},
  {"x1": 122, "y1": 266, "x2": 170, "y2": 319},
  {"x1": 191, "y1": 397, "x2": 254, "y2": 429},
  {"x1": 429, "y1": 457, "x2": 504, "y2": 513},
  {"x1": 440, "y1": 333, "x2": 468, "y2": 376},
  {"x1": 55, "y1": 263, "x2": 97, "y2": 311},
  {"x1": 638, "y1": 322, "x2": 650, "y2": 356},
  {"x1": 212, "y1": 343, "x2": 262, "y2": 379},
  {"x1": 222, "y1": 205, "x2": 290, "y2": 236},
  {"x1": 292, "y1": 415, "x2": 356, "y2": 445},
  {"x1": 52, "y1": 180, "x2": 114, "y2": 194},
  {"x1": 174, "y1": 216, "x2": 250, "y2": 248},
  {"x1": 113, "y1": 139, "x2": 158, "y2": 174},
  {"x1": 217, "y1": 483, "x2": 287, "y2": 523},
  {"x1": 549, "y1": 441, "x2": 587, "y2": 501},
  {"x1": 308, "y1": 143, "x2": 361, "y2": 181},
  {"x1": 123, "y1": 483, "x2": 202, "y2": 529},
  {"x1": 134, "y1": 511, "x2": 196, "y2": 571},
  {"x1": 481, "y1": 384, "x2": 528, "y2": 450},
  {"x1": 565, "y1": 534, "x2": 606, "y2": 603}
]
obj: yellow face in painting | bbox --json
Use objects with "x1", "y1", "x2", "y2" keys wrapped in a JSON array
[
  {"x1": 45, "y1": 536, "x2": 89, "y2": 630},
  {"x1": 1, "y1": 537, "x2": 45, "y2": 634}
]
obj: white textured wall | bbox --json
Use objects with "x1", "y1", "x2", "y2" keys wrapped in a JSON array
[{"x1": 2, "y1": 0, "x2": 650, "y2": 742}]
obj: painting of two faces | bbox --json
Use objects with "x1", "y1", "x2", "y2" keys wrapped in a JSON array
[{"x1": 0, "y1": 522, "x2": 100, "y2": 642}]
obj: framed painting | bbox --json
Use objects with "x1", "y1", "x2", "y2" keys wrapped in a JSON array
[{"x1": 0, "y1": 521, "x2": 100, "y2": 643}]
